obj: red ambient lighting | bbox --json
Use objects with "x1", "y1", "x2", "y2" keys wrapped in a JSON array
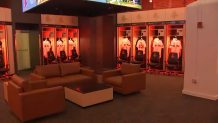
[{"x1": 76, "y1": 88, "x2": 80, "y2": 91}]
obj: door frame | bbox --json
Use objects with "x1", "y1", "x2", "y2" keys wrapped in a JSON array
[{"x1": 13, "y1": 23, "x2": 41, "y2": 74}]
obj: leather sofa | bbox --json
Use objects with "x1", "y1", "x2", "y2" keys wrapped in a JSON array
[
  {"x1": 103, "y1": 63, "x2": 146, "y2": 95},
  {"x1": 8, "y1": 74, "x2": 65, "y2": 122},
  {"x1": 30, "y1": 62, "x2": 95, "y2": 87}
]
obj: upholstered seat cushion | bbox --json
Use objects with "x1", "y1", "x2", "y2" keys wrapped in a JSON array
[
  {"x1": 117, "y1": 59, "x2": 126, "y2": 64},
  {"x1": 166, "y1": 64, "x2": 176, "y2": 69},
  {"x1": 131, "y1": 61, "x2": 141, "y2": 64},
  {"x1": 121, "y1": 63, "x2": 141, "y2": 75},
  {"x1": 147, "y1": 63, "x2": 158, "y2": 67},
  {"x1": 46, "y1": 77, "x2": 71, "y2": 87},
  {"x1": 37, "y1": 64, "x2": 61, "y2": 78},
  {"x1": 59, "y1": 62, "x2": 80, "y2": 76},
  {"x1": 62, "y1": 74, "x2": 92, "y2": 83},
  {"x1": 105, "y1": 76, "x2": 122, "y2": 87},
  {"x1": 63, "y1": 60, "x2": 72, "y2": 63}
]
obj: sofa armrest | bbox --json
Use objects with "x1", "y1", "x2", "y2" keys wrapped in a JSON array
[
  {"x1": 30, "y1": 73, "x2": 45, "y2": 81},
  {"x1": 8, "y1": 81, "x2": 23, "y2": 120},
  {"x1": 122, "y1": 72, "x2": 146, "y2": 94},
  {"x1": 81, "y1": 68, "x2": 95, "y2": 79},
  {"x1": 102, "y1": 70, "x2": 121, "y2": 82},
  {"x1": 18, "y1": 86, "x2": 65, "y2": 122},
  {"x1": 29, "y1": 80, "x2": 47, "y2": 90}
]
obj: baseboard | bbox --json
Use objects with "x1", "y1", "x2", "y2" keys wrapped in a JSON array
[{"x1": 182, "y1": 90, "x2": 218, "y2": 101}]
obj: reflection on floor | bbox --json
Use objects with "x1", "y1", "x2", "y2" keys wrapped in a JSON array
[{"x1": 1, "y1": 72, "x2": 218, "y2": 123}]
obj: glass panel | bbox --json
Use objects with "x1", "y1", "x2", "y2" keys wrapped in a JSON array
[{"x1": 16, "y1": 32, "x2": 31, "y2": 70}]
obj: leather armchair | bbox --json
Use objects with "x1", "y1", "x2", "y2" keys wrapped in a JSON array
[
  {"x1": 103, "y1": 63, "x2": 146, "y2": 95},
  {"x1": 8, "y1": 75, "x2": 65, "y2": 122}
]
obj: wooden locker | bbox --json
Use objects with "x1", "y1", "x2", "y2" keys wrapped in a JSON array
[
  {"x1": 131, "y1": 11, "x2": 147, "y2": 23},
  {"x1": 147, "y1": 9, "x2": 166, "y2": 22},
  {"x1": 41, "y1": 14, "x2": 56, "y2": 25},
  {"x1": 5, "y1": 8, "x2": 11, "y2": 22},
  {"x1": 117, "y1": 12, "x2": 132, "y2": 24},
  {"x1": 166, "y1": 7, "x2": 186, "y2": 21},
  {"x1": 0, "y1": 8, "x2": 6, "y2": 21}
]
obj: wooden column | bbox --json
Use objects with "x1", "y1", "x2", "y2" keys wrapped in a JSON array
[{"x1": 79, "y1": 15, "x2": 116, "y2": 74}]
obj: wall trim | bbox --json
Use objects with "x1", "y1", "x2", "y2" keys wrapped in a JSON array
[{"x1": 182, "y1": 90, "x2": 218, "y2": 101}]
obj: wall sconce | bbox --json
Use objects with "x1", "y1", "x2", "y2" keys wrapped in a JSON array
[{"x1": 150, "y1": 0, "x2": 153, "y2": 2}]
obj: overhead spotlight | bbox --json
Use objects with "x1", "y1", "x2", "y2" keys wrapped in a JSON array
[{"x1": 150, "y1": 0, "x2": 153, "y2": 2}]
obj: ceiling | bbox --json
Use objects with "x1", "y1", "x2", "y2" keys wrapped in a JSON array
[{"x1": 25, "y1": 0, "x2": 139, "y2": 17}]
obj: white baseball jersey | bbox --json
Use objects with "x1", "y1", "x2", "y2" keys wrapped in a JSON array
[
  {"x1": 136, "y1": 39, "x2": 146, "y2": 54},
  {"x1": 43, "y1": 40, "x2": 51, "y2": 58},
  {"x1": 121, "y1": 38, "x2": 131, "y2": 57},
  {"x1": 69, "y1": 40, "x2": 77, "y2": 55},
  {"x1": 170, "y1": 39, "x2": 182, "y2": 58},
  {"x1": 152, "y1": 38, "x2": 164, "y2": 58},
  {"x1": 57, "y1": 40, "x2": 64, "y2": 57}
]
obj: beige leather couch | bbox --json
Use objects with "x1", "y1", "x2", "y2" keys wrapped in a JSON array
[
  {"x1": 30, "y1": 62, "x2": 95, "y2": 87},
  {"x1": 103, "y1": 63, "x2": 146, "y2": 95},
  {"x1": 8, "y1": 75, "x2": 65, "y2": 122}
]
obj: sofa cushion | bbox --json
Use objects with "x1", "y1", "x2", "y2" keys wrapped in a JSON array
[
  {"x1": 11, "y1": 74, "x2": 31, "y2": 92},
  {"x1": 62, "y1": 74, "x2": 92, "y2": 83},
  {"x1": 105, "y1": 76, "x2": 122, "y2": 87},
  {"x1": 121, "y1": 63, "x2": 141, "y2": 75},
  {"x1": 37, "y1": 64, "x2": 60, "y2": 78},
  {"x1": 60, "y1": 62, "x2": 80, "y2": 77},
  {"x1": 46, "y1": 77, "x2": 71, "y2": 87}
]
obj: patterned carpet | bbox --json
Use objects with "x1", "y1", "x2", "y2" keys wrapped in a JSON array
[{"x1": 1, "y1": 72, "x2": 218, "y2": 123}]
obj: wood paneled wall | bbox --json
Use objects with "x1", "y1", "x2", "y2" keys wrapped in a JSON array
[{"x1": 79, "y1": 15, "x2": 116, "y2": 74}]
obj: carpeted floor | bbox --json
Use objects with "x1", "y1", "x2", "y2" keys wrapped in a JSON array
[{"x1": 1, "y1": 72, "x2": 218, "y2": 123}]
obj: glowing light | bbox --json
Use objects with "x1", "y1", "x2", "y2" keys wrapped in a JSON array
[{"x1": 76, "y1": 88, "x2": 80, "y2": 91}]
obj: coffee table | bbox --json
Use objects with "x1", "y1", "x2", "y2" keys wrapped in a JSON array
[{"x1": 64, "y1": 81, "x2": 113, "y2": 107}]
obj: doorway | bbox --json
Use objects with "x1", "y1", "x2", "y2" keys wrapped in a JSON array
[{"x1": 15, "y1": 23, "x2": 40, "y2": 75}]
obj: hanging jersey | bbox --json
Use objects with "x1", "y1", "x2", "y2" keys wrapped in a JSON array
[
  {"x1": 136, "y1": 39, "x2": 146, "y2": 54},
  {"x1": 57, "y1": 41, "x2": 64, "y2": 57},
  {"x1": 69, "y1": 40, "x2": 76, "y2": 56},
  {"x1": 69, "y1": 40, "x2": 74, "y2": 50},
  {"x1": 153, "y1": 39, "x2": 164, "y2": 58},
  {"x1": 170, "y1": 39, "x2": 182, "y2": 58},
  {"x1": 121, "y1": 38, "x2": 130, "y2": 49},
  {"x1": 121, "y1": 38, "x2": 131, "y2": 57},
  {"x1": 43, "y1": 40, "x2": 51, "y2": 58}
]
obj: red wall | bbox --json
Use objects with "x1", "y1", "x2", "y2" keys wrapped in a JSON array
[{"x1": 152, "y1": 0, "x2": 196, "y2": 9}]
